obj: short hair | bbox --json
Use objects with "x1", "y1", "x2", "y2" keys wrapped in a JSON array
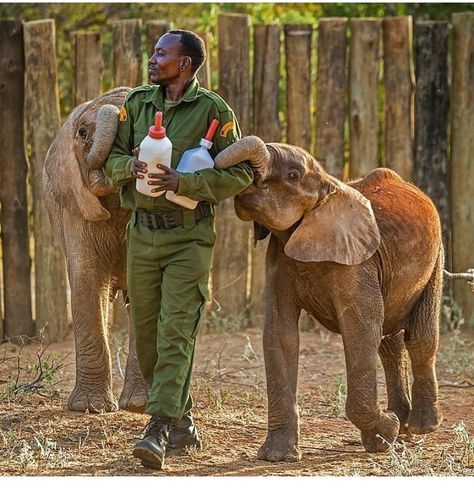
[{"x1": 168, "y1": 29, "x2": 206, "y2": 73}]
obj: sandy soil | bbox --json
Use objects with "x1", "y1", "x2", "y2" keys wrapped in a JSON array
[{"x1": 0, "y1": 324, "x2": 473, "y2": 476}]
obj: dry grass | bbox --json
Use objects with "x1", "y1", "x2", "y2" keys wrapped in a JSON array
[{"x1": 1, "y1": 328, "x2": 474, "y2": 476}]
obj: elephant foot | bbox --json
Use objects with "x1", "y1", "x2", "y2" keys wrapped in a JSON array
[
  {"x1": 68, "y1": 385, "x2": 118, "y2": 413},
  {"x1": 119, "y1": 379, "x2": 149, "y2": 413},
  {"x1": 408, "y1": 401, "x2": 442, "y2": 434},
  {"x1": 360, "y1": 411, "x2": 400, "y2": 453},
  {"x1": 257, "y1": 430, "x2": 301, "y2": 462}
]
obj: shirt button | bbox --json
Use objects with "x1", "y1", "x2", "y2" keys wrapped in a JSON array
[{"x1": 147, "y1": 197, "x2": 152, "y2": 201}]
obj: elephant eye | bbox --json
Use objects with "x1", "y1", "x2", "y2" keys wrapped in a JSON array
[
  {"x1": 78, "y1": 127, "x2": 88, "y2": 140},
  {"x1": 287, "y1": 171, "x2": 300, "y2": 182}
]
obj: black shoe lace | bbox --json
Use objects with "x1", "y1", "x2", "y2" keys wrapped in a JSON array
[{"x1": 144, "y1": 416, "x2": 168, "y2": 437}]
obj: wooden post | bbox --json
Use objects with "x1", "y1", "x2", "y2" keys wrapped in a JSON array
[
  {"x1": 285, "y1": 24, "x2": 313, "y2": 151},
  {"x1": 112, "y1": 19, "x2": 142, "y2": 87},
  {"x1": 383, "y1": 16, "x2": 415, "y2": 180},
  {"x1": 146, "y1": 20, "x2": 171, "y2": 57},
  {"x1": 71, "y1": 31, "x2": 103, "y2": 105},
  {"x1": 24, "y1": 20, "x2": 69, "y2": 342},
  {"x1": 213, "y1": 14, "x2": 252, "y2": 320},
  {"x1": 0, "y1": 21, "x2": 34, "y2": 340},
  {"x1": 414, "y1": 21, "x2": 450, "y2": 286},
  {"x1": 451, "y1": 12, "x2": 474, "y2": 326},
  {"x1": 315, "y1": 18, "x2": 348, "y2": 179},
  {"x1": 250, "y1": 24, "x2": 281, "y2": 327},
  {"x1": 196, "y1": 30, "x2": 211, "y2": 90},
  {"x1": 254, "y1": 24, "x2": 281, "y2": 142},
  {"x1": 349, "y1": 19, "x2": 381, "y2": 179}
]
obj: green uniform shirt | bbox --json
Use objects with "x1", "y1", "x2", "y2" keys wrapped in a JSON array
[{"x1": 104, "y1": 78, "x2": 253, "y2": 213}]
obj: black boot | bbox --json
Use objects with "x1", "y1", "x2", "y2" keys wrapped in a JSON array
[
  {"x1": 167, "y1": 411, "x2": 202, "y2": 454},
  {"x1": 133, "y1": 416, "x2": 172, "y2": 469}
]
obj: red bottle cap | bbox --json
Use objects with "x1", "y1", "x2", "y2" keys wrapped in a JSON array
[
  {"x1": 204, "y1": 119, "x2": 219, "y2": 142},
  {"x1": 148, "y1": 112, "x2": 166, "y2": 139}
]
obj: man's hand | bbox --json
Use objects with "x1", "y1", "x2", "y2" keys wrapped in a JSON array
[
  {"x1": 132, "y1": 147, "x2": 146, "y2": 179},
  {"x1": 148, "y1": 164, "x2": 180, "y2": 193}
]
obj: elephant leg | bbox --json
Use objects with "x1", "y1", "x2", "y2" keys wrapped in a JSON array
[
  {"x1": 257, "y1": 283, "x2": 301, "y2": 462},
  {"x1": 67, "y1": 264, "x2": 117, "y2": 412},
  {"x1": 379, "y1": 331, "x2": 411, "y2": 433},
  {"x1": 118, "y1": 291, "x2": 149, "y2": 412},
  {"x1": 405, "y1": 255, "x2": 443, "y2": 434},
  {"x1": 340, "y1": 298, "x2": 399, "y2": 453}
]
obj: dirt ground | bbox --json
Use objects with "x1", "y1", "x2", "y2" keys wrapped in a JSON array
[{"x1": 0, "y1": 323, "x2": 473, "y2": 477}]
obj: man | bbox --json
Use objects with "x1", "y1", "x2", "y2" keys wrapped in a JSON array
[{"x1": 104, "y1": 30, "x2": 253, "y2": 469}]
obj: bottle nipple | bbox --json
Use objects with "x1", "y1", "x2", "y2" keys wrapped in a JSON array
[{"x1": 148, "y1": 112, "x2": 166, "y2": 139}]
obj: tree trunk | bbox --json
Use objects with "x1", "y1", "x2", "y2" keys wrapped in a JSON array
[
  {"x1": 414, "y1": 21, "x2": 451, "y2": 295},
  {"x1": 285, "y1": 24, "x2": 313, "y2": 151},
  {"x1": 213, "y1": 14, "x2": 252, "y2": 321},
  {"x1": 112, "y1": 19, "x2": 142, "y2": 88},
  {"x1": 349, "y1": 19, "x2": 381, "y2": 179},
  {"x1": 71, "y1": 31, "x2": 103, "y2": 106},
  {"x1": 316, "y1": 18, "x2": 348, "y2": 179},
  {"x1": 0, "y1": 21, "x2": 34, "y2": 340},
  {"x1": 24, "y1": 20, "x2": 70, "y2": 342},
  {"x1": 383, "y1": 16, "x2": 415, "y2": 180},
  {"x1": 451, "y1": 12, "x2": 474, "y2": 326}
]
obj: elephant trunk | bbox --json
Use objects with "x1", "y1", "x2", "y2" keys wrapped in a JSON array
[
  {"x1": 86, "y1": 104, "x2": 120, "y2": 170},
  {"x1": 214, "y1": 135, "x2": 271, "y2": 180}
]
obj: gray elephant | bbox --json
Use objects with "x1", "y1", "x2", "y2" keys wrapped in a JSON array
[
  {"x1": 214, "y1": 136, "x2": 444, "y2": 460},
  {"x1": 43, "y1": 88, "x2": 148, "y2": 412}
]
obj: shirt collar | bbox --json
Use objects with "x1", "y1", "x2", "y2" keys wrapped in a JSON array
[{"x1": 143, "y1": 78, "x2": 201, "y2": 109}]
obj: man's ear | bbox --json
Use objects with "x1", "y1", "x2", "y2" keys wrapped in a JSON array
[{"x1": 284, "y1": 183, "x2": 380, "y2": 265}]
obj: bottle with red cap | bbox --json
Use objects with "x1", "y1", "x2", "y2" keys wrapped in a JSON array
[
  {"x1": 166, "y1": 118, "x2": 219, "y2": 209},
  {"x1": 136, "y1": 111, "x2": 172, "y2": 197}
]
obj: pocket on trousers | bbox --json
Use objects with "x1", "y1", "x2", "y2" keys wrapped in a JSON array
[{"x1": 192, "y1": 280, "x2": 211, "y2": 339}]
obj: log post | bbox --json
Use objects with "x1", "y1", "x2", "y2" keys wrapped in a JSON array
[
  {"x1": 213, "y1": 14, "x2": 252, "y2": 320},
  {"x1": 414, "y1": 21, "x2": 450, "y2": 289},
  {"x1": 112, "y1": 19, "x2": 142, "y2": 87},
  {"x1": 253, "y1": 24, "x2": 281, "y2": 142},
  {"x1": 71, "y1": 31, "x2": 103, "y2": 105},
  {"x1": 315, "y1": 18, "x2": 348, "y2": 179},
  {"x1": 24, "y1": 20, "x2": 69, "y2": 342},
  {"x1": 146, "y1": 20, "x2": 171, "y2": 57},
  {"x1": 0, "y1": 21, "x2": 34, "y2": 340},
  {"x1": 285, "y1": 24, "x2": 313, "y2": 151},
  {"x1": 349, "y1": 19, "x2": 381, "y2": 179},
  {"x1": 451, "y1": 12, "x2": 474, "y2": 326},
  {"x1": 196, "y1": 30, "x2": 211, "y2": 90},
  {"x1": 250, "y1": 24, "x2": 281, "y2": 327},
  {"x1": 383, "y1": 16, "x2": 415, "y2": 180}
]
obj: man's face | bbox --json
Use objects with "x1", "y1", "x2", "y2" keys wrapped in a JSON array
[{"x1": 148, "y1": 34, "x2": 189, "y2": 86}]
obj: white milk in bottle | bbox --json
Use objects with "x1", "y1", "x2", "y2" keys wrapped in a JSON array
[{"x1": 135, "y1": 111, "x2": 172, "y2": 197}]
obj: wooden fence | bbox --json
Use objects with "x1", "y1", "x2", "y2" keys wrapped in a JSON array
[{"x1": 0, "y1": 12, "x2": 473, "y2": 342}]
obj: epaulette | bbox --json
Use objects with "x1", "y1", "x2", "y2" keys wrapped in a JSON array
[
  {"x1": 199, "y1": 88, "x2": 232, "y2": 113},
  {"x1": 124, "y1": 85, "x2": 154, "y2": 103}
]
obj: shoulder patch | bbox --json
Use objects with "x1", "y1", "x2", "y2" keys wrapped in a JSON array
[
  {"x1": 118, "y1": 105, "x2": 127, "y2": 122},
  {"x1": 220, "y1": 121, "x2": 235, "y2": 138}
]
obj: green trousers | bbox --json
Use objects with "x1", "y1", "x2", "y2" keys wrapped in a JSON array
[{"x1": 127, "y1": 211, "x2": 215, "y2": 419}]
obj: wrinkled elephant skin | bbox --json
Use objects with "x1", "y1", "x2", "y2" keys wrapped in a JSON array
[
  {"x1": 43, "y1": 88, "x2": 149, "y2": 413},
  {"x1": 215, "y1": 137, "x2": 443, "y2": 459}
]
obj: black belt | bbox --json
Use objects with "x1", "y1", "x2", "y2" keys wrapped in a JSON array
[{"x1": 136, "y1": 202, "x2": 213, "y2": 230}]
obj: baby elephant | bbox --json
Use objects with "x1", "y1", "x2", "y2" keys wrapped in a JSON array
[{"x1": 215, "y1": 136, "x2": 443, "y2": 461}]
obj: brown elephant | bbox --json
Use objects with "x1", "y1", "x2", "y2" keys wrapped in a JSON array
[
  {"x1": 214, "y1": 136, "x2": 443, "y2": 460},
  {"x1": 43, "y1": 87, "x2": 148, "y2": 412}
]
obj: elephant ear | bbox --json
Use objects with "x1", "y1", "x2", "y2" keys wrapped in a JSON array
[
  {"x1": 284, "y1": 183, "x2": 380, "y2": 265},
  {"x1": 43, "y1": 104, "x2": 110, "y2": 222}
]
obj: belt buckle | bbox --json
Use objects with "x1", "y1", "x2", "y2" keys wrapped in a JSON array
[{"x1": 161, "y1": 212, "x2": 178, "y2": 229}]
